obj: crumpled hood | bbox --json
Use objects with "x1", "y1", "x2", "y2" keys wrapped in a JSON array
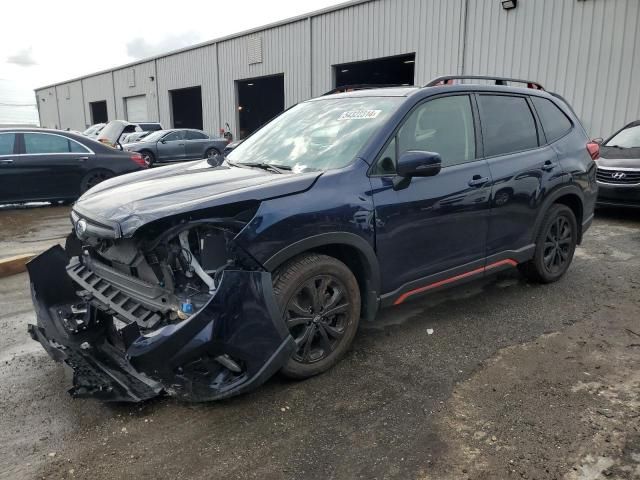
[{"x1": 73, "y1": 160, "x2": 321, "y2": 237}]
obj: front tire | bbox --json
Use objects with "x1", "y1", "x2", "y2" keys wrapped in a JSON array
[
  {"x1": 519, "y1": 204, "x2": 578, "y2": 283},
  {"x1": 273, "y1": 254, "x2": 361, "y2": 379}
]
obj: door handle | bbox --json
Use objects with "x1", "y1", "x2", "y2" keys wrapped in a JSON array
[
  {"x1": 0, "y1": 159, "x2": 14, "y2": 165},
  {"x1": 468, "y1": 175, "x2": 489, "y2": 187},
  {"x1": 541, "y1": 160, "x2": 557, "y2": 171},
  {"x1": 77, "y1": 157, "x2": 89, "y2": 162}
]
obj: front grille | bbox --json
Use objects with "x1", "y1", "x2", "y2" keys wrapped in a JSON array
[
  {"x1": 71, "y1": 210, "x2": 120, "y2": 239},
  {"x1": 67, "y1": 259, "x2": 163, "y2": 329},
  {"x1": 596, "y1": 168, "x2": 640, "y2": 185}
]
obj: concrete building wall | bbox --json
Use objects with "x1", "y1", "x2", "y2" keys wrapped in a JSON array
[
  {"x1": 156, "y1": 44, "x2": 219, "y2": 135},
  {"x1": 34, "y1": 0, "x2": 640, "y2": 138},
  {"x1": 113, "y1": 61, "x2": 159, "y2": 122},
  {"x1": 35, "y1": 87, "x2": 60, "y2": 129},
  {"x1": 55, "y1": 81, "x2": 85, "y2": 131},
  {"x1": 81, "y1": 72, "x2": 116, "y2": 125},
  {"x1": 464, "y1": 0, "x2": 640, "y2": 137}
]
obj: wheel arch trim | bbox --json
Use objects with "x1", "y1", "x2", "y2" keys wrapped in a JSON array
[
  {"x1": 532, "y1": 184, "x2": 585, "y2": 244},
  {"x1": 263, "y1": 232, "x2": 380, "y2": 321}
]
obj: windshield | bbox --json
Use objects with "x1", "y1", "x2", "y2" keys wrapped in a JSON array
[
  {"x1": 605, "y1": 124, "x2": 640, "y2": 148},
  {"x1": 143, "y1": 130, "x2": 169, "y2": 142},
  {"x1": 227, "y1": 97, "x2": 403, "y2": 172}
]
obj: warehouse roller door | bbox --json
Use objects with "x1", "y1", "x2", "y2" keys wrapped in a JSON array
[{"x1": 125, "y1": 95, "x2": 148, "y2": 122}]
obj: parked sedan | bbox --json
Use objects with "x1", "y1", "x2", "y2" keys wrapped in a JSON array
[
  {"x1": 82, "y1": 123, "x2": 105, "y2": 138},
  {"x1": 123, "y1": 129, "x2": 228, "y2": 166},
  {"x1": 0, "y1": 128, "x2": 147, "y2": 204},
  {"x1": 596, "y1": 120, "x2": 640, "y2": 208}
]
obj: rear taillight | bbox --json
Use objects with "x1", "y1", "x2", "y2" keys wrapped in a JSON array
[
  {"x1": 586, "y1": 141, "x2": 600, "y2": 161},
  {"x1": 129, "y1": 152, "x2": 147, "y2": 168}
]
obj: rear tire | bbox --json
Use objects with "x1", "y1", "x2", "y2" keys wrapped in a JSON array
[
  {"x1": 273, "y1": 254, "x2": 361, "y2": 379},
  {"x1": 519, "y1": 204, "x2": 578, "y2": 283},
  {"x1": 80, "y1": 170, "x2": 113, "y2": 194},
  {"x1": 140, "y1": 150, "x2": 155, "y2": 167}
]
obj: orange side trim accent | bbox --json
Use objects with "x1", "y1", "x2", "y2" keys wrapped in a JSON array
[{"x1": 393, "y1": 259, "x2": 518, "y2": 305}]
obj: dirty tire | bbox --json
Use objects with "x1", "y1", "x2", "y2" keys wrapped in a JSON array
[
  {"x1": 80, "y1": 170, "x2": 113, "y2": 194},
  {"x1": 519, "y1": 204, "x2": 578, "y2": 283},
  {"x1": 273, "y1": 253, "x2": 361, "y2": 379},
  {"x1": 140, "y1": 150, "x2": 155, "y2": 167}
]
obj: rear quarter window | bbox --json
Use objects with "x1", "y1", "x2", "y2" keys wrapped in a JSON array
[
  {"x1": 531, "y1": 96, "x2": 572, "y2": 143},
  {"x1": 478, "y1": 95, "x2": 538, "y2": 157}
]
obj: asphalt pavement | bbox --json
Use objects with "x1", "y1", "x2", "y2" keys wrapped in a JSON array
[{"x1": 0, "y1": 205, "x2": 638, "y2": 480}]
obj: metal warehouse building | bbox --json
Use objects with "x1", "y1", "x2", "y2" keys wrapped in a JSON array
[{"x1": 36, "y1": 0, "x2": 640, "y2": 139}]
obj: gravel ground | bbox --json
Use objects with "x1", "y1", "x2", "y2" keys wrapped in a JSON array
[{"x1": 0, "y1": 206, "x2": 638, "y2": 480}]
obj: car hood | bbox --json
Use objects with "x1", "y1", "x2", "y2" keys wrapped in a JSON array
[
  {"x1": 599, "y1": 146, "x2": 640, "y2": 168},
  {"x1": 123, "y1": 141, "x2": 153, "y2": 150},
  {"x1": 73, "y1": 160, "x2": 321, "y2": 237}
]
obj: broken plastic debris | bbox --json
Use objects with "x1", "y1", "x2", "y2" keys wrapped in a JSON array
[{"x1": 427, "y1": 328, "x2": 434, "y2": 335}]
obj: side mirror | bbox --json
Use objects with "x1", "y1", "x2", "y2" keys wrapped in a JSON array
[{"x1": 393, "y1": 151, "x2": 442, "y2": 190}]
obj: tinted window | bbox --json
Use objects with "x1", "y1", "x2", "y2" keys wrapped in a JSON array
[
  {"x1": 24, "y1": 133, "x2": 70, "y2": 154},
  {"x1": 186, "y1": 130, "x2": 208, "y2": 140},
  {"x1": 165, "y1": 131, "x2": 186, "y2": 142},
  {"x1": 531, "y1": 96, "x2": 572, "y2": 143},
  {"x1": 372, "y1": 138, "x2": 397, "y2": 175},
  {"x1": 69, "y1": 140, "x2": 90, "y2": 153},
  {"x1": 0, "y1": 133, "x2": 15, "y2": 155},
  {"x1": 397, "y1": 95, "x2": 476, "y2": 167},
  {"x1": 138, "y1": 123, "x2": 162, "y2": 131},
  {"x1": 478, "y1": 95, "x2": 538, "y2": 157}
]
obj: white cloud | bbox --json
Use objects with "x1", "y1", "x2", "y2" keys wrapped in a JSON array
[{"x1": 6, "y1": 47, "x2": 37, "y2": 67}]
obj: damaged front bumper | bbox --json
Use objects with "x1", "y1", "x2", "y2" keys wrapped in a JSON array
[{"x1": 27, "y1": 245, "x2": 295, "y2": 402}]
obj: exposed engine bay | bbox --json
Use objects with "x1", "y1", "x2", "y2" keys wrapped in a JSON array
[{"x1": 27, "y1": 205, "x2": 295, "y2": 402}]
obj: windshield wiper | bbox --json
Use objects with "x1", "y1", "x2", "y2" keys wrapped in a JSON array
[
  {"x1": 607, "y1": 145, "x2": 628, "y2": 149},
  {"x1": 236, "y1": 162, "x2": 292, "y2": 174}
]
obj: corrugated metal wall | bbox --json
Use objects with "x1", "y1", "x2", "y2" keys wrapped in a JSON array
[
  {"x1": 56, "y1": 81, "x2": 85, "y2": 131},
  {"x1": 218, "y1": 19, "x2": 311, "y2": 135},
  {"x1": 310, "y1": 0, "x2": 465, "y2": 96},
  {"x1": 113, "y1": 61, "x2": 159, "y2": 122},
  {"x1": 35, "y1": 87, "x2": 59, "y2": 129},
  {"x1": 156, "y1": 44, "x2": 219, "y2": 135},
  {"x1": 81, "y1": 72, "x2": 116, "y2": 125},
  {"x1": 464, "y1": 0, "x2": 640, "y2": 137},
  {"x1": 34, "y1": 0, "x2": 640, "y2": 138}
]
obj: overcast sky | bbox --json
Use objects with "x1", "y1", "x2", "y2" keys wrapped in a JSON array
[{"x1": 0, "y1": 0, "x2": 346, "y2": 125}]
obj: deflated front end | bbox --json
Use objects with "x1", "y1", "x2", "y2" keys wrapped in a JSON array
[{"x1": 27, "y1": 206, "x2": 294, "y2": 402}]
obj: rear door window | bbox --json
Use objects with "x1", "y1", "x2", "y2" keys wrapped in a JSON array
[
  {"x1": 478, "y1": 95, "x2": 538, "y2": 157},
  {"x1": 24, "y1": 133, "x2": 70, "y2": 153},
  {"x1": 165, "y1": 131, "x2": 186, "y2": 142},
  {"x1": 531, "y1": 96, "x2": 572, "y2": 143},
  {"x1": 186, "y1": 130, "x2": 208, "y2": 140},
  {"x1": 0, "y1": 133, "x2": 16, "y2": 155}
]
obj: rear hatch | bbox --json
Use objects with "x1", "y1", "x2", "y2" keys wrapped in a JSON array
[{"x1": 97, "y1": 120, "x2": 140, "y2": 149}]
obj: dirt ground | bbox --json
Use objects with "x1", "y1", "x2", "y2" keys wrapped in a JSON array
[{"x1": 0, "y1": 205, "x2": 638, "y2": 480}]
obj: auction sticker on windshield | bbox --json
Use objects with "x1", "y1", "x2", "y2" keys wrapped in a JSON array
[{"x1": 338, "y1": 110, "x2": 381, "y2": 120}]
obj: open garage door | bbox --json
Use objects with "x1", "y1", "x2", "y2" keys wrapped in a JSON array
[
  {"x1": 125, "y1": 95, "x2": 148, "y2": 122},
  {"x1": 170, "y1": 86, "x2": 203, "y2": 130},
  {"x1": 90, "y1": 101, "x2": 108, "y2": 124},
  {"x1": 334, "y1": 53, "x2": 415, "y2": 90},
  {"x1": 237, "y1": 75, "x2": 284, "y2": 139}
]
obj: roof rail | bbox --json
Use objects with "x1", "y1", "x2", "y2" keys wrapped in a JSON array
[
  {"x1": 425, "y1": 75, "x2": 544, "y2": 91},
  {"x1": 322, "y1": 84, "x2": 413, "y2": 95}
]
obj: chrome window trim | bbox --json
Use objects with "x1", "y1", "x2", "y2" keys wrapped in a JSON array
[
  {"x1": 596, "y1": 166, "x2": 640, "y2": 172},
  {"x1": 1, "y1": 131, "x2": 96, "y2": 156}
]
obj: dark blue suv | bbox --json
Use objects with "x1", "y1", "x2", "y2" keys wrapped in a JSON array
[{"x1": 28, "y1": 76, "x2": 598, "y2": 402}]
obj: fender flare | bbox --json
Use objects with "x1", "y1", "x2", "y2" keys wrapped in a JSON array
[
  {"x1": 531, "y1": 184, "x2": 585, "y2": 243},
  {"x1": 263, "y1": 232, "x2": 381, "y2": 321}
]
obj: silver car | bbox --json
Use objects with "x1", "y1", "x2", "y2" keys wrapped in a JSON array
[{"x1": 123, "y1": 129, "x2": 228, "y2": 166}]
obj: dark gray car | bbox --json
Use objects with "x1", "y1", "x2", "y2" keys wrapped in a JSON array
[{"x1": 124, "y1": 129, "x2": 227, "y2": 166}]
